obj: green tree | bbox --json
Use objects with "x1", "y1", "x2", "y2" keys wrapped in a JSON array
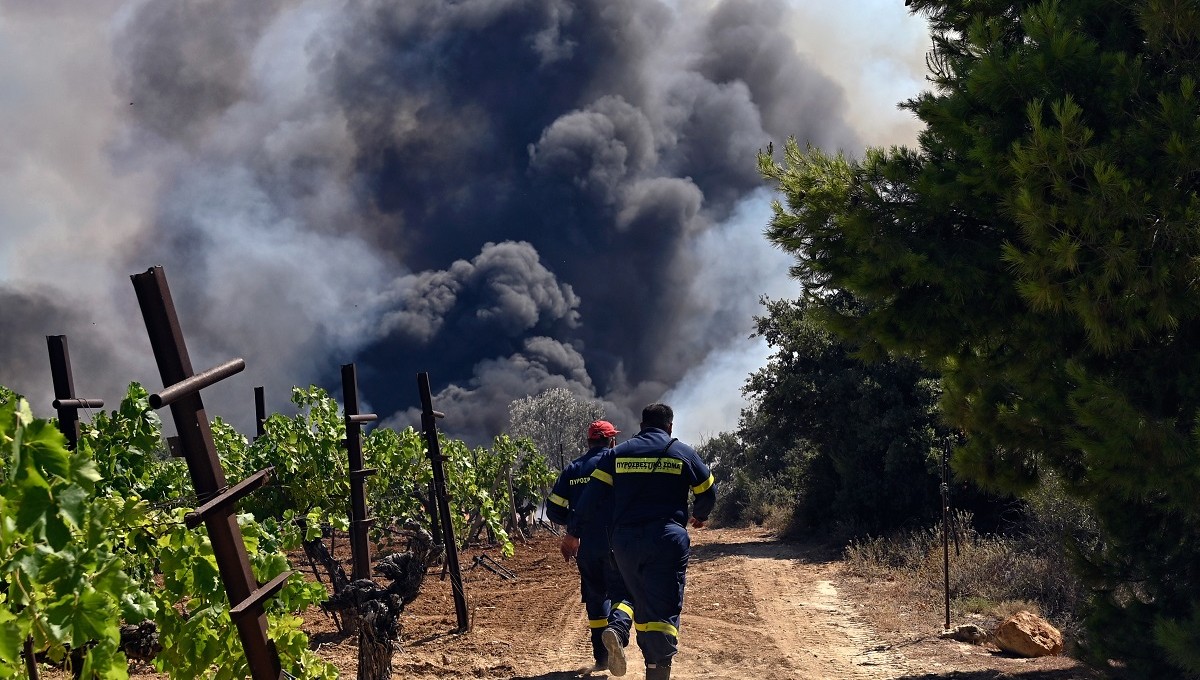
[
  {"x1": 709, "y1": 296, "x2": 950, "y2": 533},
  {"x1": 697, "y1": 431, "x2": 743, "y2": 492},
  {"x1": 760, "y1": 1, "x2": 1200, "y2": 674}
]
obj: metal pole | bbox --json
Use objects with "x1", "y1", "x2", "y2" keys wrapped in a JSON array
[
  {"x1": 254, "y1": 386, "x2": 266, "y2": 439},
  {"x1": 941, "y1": 446, "x2": 951, "y2": 630},
  {"x1": 342, "y1": 364, "x2": 373, "y2": 581},
  {"x1": 44, "y1": 336, "x2": 106, "y2": 680},
  {"x1": 149, "y1": 358, "x2": 244, "y2": 408},
  {"x1": 47, "y1": 335, "x2": 84, "y2": 450},
  {"x1": 131, "y1": 266, "x2": 282, "y2": 680},
  {"x1": 38, "y1": 334, "x2": 98, "y2": 680},
  {"x1": 427, "y1": 479, "x2": 442, "y2": 545},
  {"x1": 418, "y1": 372, "x2": 470, "y2": 632}
]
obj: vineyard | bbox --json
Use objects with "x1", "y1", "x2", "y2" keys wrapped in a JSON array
[
  {"x1": 0, "y1": 268, "x2": 556, "y2": 679},
  {"x1": 1, "y1": 379, "x2": 556, "y2": 679},
  {"x1": 1, "y1": 266, "x2": 1119, "y2": 680}
]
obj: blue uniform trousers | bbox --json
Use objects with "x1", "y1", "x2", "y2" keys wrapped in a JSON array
[
  {"x1": 578, "y1": 536, "x2": 633, "y2": 663},
  {"x1": 611, "y1": 521, "x2": 688, "y2": 666}
]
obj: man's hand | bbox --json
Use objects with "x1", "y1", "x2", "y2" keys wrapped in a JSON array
[
  {"x1": 560, "y1": 534, "x2": 580, "y2": 562},
  {"x1": 689, "y1": 517, "x2": 706, "y2": 529}
]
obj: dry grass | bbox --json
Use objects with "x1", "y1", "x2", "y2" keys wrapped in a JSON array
[{"x1": 843, "y1": 511, "x2": 1088, "y2": 647}]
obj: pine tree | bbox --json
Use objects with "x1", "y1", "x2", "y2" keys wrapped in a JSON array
[{"x1": 760, "y1": 1, "x2": 1200, "y2": 675}]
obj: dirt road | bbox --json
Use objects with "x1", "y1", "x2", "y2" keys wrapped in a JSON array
[
  {"x1": 648, "y1": 531, "x2": 901, "y2": 680},
  {"x1": 302, "y1": 527, "x2": 1096, "y2": 680}
]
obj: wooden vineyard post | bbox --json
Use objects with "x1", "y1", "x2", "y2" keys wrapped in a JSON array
[
  {"x1": 47, "y1": 335, "x2": 104, "y2": 450},
  {"x1": 417, "y1": 372, "x2": 470, "y2": 632},
  {"x1": 427, "y1": 478, "x2": 442, "y2": 545},
  {"x1": 254, "y1": 386, "x2": 267, "y2": 440},
  {"x1": 941, "y1": 445, "x2": 951, "y2": 630},
  {"x1": 38, "y1": 335, "x2": 106, "y2": 680},
  {"x1": 131, "y1": 266, "x2": 287, "y2": 680},
  {"x1": 341, "y1": 363, "x2": 377, "y2": 581}
]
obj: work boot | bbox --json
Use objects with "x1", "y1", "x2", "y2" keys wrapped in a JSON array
[
  {"x1": 601, "y1": 628, "x2": 626, "y2": 677},
  {"x1": 644, "y1": 663, "x2": 671, "y2": 680},
  {"x1": 589, "y1": 635, "x2": 608, "y2": 673}
]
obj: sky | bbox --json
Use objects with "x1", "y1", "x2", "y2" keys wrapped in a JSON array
[{"x1": 0, "y1": 0, "x2": 930, "y2": 448}]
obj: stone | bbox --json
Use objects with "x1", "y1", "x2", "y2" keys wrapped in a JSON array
[
  {"x1": 993, "y1": 611, "x2": 1063, "y2": 657},
  {"x1": 939, "y1": 623, "x2": 989, "y2": 644}
]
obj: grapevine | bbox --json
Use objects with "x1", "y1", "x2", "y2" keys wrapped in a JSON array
[
  {"x1": 0, "y1": 393, "x2": 153, "y2": 678},
  {"x1": 1, "y1": 381, "x2": 557, "y2": 677}
]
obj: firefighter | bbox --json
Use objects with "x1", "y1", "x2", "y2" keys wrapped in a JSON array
[
  {"x1": 547, "y1": 420, "x2": 634, "y2": 674},
  {"x1": 564, "y1": 404, "x2": 716, "y2": 680}
]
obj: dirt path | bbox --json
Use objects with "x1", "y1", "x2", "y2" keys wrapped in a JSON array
[
  {"x1": 374, "y1": 527, "x2": 1099, "y2": 680},
  {"x1": 378, "y1": 527, "x2": 909, "y2": 680},
  {"x1": 319, "y1": 532, "x2": 878, "y2": 680},
  {"x1": 109, "y1": 526, "x2": 1099, "y2": 679},
  {"x1": 670, "y1": 530, "x2": 903, "y2": 679}
]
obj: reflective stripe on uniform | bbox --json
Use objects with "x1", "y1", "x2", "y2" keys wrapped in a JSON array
[
  {"x1": 692, "y1": 474, "x2": 715, "y2": 494},
  {"x1": 589, "y1": 618, "x2": 608, "y2": 629},
  {"x1": 634, "y1": 621, "x2": 679, "y2": 638},
  {"x1": 548, "y1": 493, "x2": 569, "y2": 508},
  {"x1": 591, "y1": 469, "x2": 614, "y2": 485},
  {"x1": 615, "y1": 457, "x2": 683, "y2": 474},
  {"x1": 613, "y1": 602, "x2": 634, "y2": 618}
]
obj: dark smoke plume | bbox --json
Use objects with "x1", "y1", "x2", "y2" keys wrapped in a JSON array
[{"x1": 1, "y1": 0, "x2": 920, "y2": 444}]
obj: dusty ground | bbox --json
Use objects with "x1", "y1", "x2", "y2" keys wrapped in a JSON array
[{"x1": 291, "y1": 526, "x2": 1104, "y2": 680}]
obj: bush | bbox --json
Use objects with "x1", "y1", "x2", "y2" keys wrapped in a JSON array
[
  {"x1": 844, "y1": 508, "x2": 1089, "y2": 645},
  {"x1": 711, "y1": 468, "x2": 795, "y2": 528}
]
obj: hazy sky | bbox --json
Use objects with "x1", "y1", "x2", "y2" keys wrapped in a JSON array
[{"x1": 0, "y1": 0, "x2": 930, "y2": 447}]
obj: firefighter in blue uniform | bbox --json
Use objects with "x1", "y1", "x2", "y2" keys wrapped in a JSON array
[
  {"x1": 564, "y1": 404, "x2": 716, "y2": 680},
  {"x1": 547, "y1": 420, "x2": 634, "y2": 673}
]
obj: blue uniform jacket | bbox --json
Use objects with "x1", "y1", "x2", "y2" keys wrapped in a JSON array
[
  {"x1": 546, "y1": 446, "x2": 613, "y2": 541},
  {"x1": 569, "y1": 428, "x2": 715, "y2": 535}
]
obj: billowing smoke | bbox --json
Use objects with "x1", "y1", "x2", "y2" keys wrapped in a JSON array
[{"x1": 0, "y1": 0, "x2": 927, "y2": 445}]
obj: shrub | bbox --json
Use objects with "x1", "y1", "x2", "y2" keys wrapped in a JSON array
[
  {"x1": 711, "y1": 468, "x2": 795, "y2": 527},
  {"x1": 844, "y1": 508, "x2": 1089, "y2": 644}
]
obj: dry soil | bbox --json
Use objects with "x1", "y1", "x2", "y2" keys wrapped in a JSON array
[{"x1": 282, "y1": 526, "x2": 1104, "y2": 680}]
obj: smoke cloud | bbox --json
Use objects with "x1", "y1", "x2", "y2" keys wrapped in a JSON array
[{"x1": 0, "y1": 0, "x2": 928, "y2": 445}]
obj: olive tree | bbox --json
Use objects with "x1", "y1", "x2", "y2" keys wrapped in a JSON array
[{"x1": 507, "y1": 387, "x2": 605, "y2": 470}]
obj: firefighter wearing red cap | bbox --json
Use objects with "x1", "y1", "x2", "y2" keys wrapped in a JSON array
[
  {"x1": 546, "y1": 419, "x2": 634, "y2": 673},
  {"x1": 564, "y1": 404, "x2": 716, "y2": 680}
]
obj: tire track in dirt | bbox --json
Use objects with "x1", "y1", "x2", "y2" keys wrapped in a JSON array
[
  {"x1": 538, "y1": 571, "x2": 604, "y2": 673},
  {"x1": 394, "y1": 574, "x2": 588, "y2": 679}
]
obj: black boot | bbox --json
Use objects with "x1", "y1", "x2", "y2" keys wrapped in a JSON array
[
  {"x1": 645, "y1": 662, "x2": 671, "y2": 680},
  {"x1": 602, "y1": 628, "x2": 627, "y2": 676},
  {"x1": 588, "y1": 630, "x2": 607, "y2": 672}
]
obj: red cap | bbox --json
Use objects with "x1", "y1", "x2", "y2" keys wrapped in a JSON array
[{"x1": 587, "y1": 420, "x2": 620, "y2": 439}]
